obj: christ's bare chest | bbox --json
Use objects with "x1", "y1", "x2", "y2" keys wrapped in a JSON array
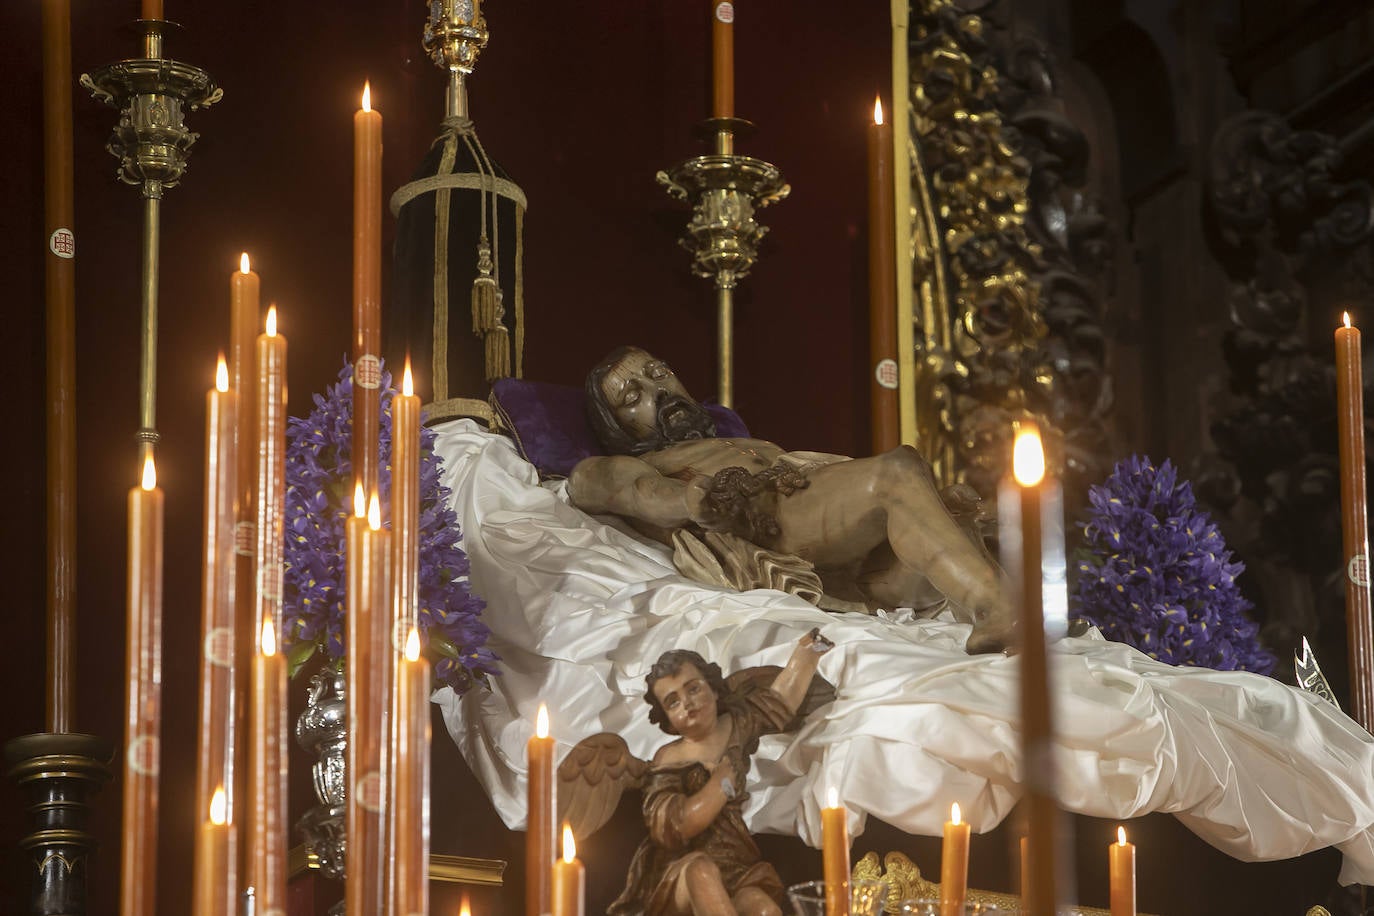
[{"x1": 643, "y1": 438, "x2": 784, "y2": 478}]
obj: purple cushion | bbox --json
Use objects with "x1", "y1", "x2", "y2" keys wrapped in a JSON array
[{"x1": 491, "y1": 377, "x2": 748, "y2": 477}]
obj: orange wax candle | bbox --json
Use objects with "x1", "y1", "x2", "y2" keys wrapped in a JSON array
[
  {"x1": 526, "y1": 705, "x2": 556, "y2": 916},
  {"x1": 1336, "y1": 312, "x2": 1374, "y2": 732},
  {"x1": 249, "y1": 615, "x2": 287, "y2": 911},
  {"x1": 821, "y1": 787, "x2": 850, "y2": 916},
  {"x1": 552, "y1": 824, "x2": 586, "y2": 916},
  {"x1": 711, "y1": 1, "x2": 735, "y2": 119},
  {"x1": 999, "y1": 425, "x2": 1060, "y2": 916},
  {"x1": 394, "y1": 627, "x2": 431, "y2": 916},
  {"x1": 1109, "y1": 826, "x2": 1135, "y2": 916},
  {"x1": 195, "y1": 788, "x2": 229, "y2": 916},
  {"x1": 192, "y1": 358, "x2": 238, "y2": 916},
  {"x1": 120, "y1": 456, "x2": 163, "y2": 916},
  {"x1": 940, "y1": 803, "x2": 971, "y2": 916},
  {"x1": 141, "y1": 0, "x2": 162, "y2": 20},
  {"x1": 353, "y1": 83, "x2": 383, "y2": 499},
  {"x1": 346, "y1": 491, "x2": 392, "y2": 916},
  {"x1": 867, "y1": 96, "x2": 899, "y2": 454}
]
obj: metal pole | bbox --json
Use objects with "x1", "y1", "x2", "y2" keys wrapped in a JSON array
[
  {"x1": 716, "y1": 283, "x2": 734, "y2": 407},
  {"x1": 138, "y1": 187, "x2": 162, "y2": 464}
]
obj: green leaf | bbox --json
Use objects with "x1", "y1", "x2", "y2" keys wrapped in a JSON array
[
  {"x1": 287, "y1": 640, "x2": 318, "y2": 679},
  {"x1": 426, "y1": 631, "x2": 463, "y2": 661}
]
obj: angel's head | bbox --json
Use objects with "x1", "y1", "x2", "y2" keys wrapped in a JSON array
[{"x1": 645, "y1": 649, "x2": 728, "y2": 737}]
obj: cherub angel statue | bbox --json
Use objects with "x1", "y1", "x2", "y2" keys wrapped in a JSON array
[{"x1": 558, "y1": 629, "x2": 836, "y2": 916}]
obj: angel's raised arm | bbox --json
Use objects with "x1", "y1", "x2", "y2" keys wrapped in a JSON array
[{"x1": 770, "y1": 628, "x2": 834, "y2": 716}]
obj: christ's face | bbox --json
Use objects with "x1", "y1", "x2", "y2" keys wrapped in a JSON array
[
  {"x1": 651, "y1": 662, "x2": 718, "y2": 738},
  {"x1": 599, "y1": 349, "x2": 713, "y2": 445}
]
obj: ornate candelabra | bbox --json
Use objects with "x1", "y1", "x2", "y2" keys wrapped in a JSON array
[
  {"x1": 81, "y1": 18, "x2": 221, "y2": 462},
  {"x1": 657, "y1": 120, "x2": 789, "y2": 407},
  {"x1": 423, "y1": 0, "x2": 489, "y2": 120}
]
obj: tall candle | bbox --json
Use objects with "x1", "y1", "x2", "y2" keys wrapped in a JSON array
[
  {"x1": 249, "y1": 615, "x2": 286, "y2": 910},
  {"x1": 1109, "y1": 826, "x2": 1135, "y2": 916},
  {"x1": 821, "y1": 787, "x2": 850, "y2": 916},
  {"x1": 195, "y1": 788, "x2": 229, "y2": 916},
  {"x1": 867, "y1": 96, "x2": 899, "y2": 455},
  {"x1": 141, "y1": 0, "x2": 162, "y2": 20},
  {"x1": 552, "y1": 824, "x2": 586, "y2": 916},
  {"x1": 711, "y1": 1, "x2": 735, "y2": 119},
  {"x1": 998, "y1": 425, "x2": 1062, "y2": 916},
  {"x1": 249, "y1": 307, "x2": 288, "y2": 914},
  {"x1": 120, "y1": 455, "x2": 163, "y2": 916},
  {"x1": 940, "y1": 803, "x2": 970, "y2": 916},
  {"x1": 394, "y1": 627, "x2": 431, "y2": 916},
  {"x1": 192, "y1": 357, "x2": 238, "y2": 916},
  {"x1": 526, "y1": 704, "x2": 555, "y2": 916},
  {"x1": 346, "y1": 491, "x2": 392, "y2": 916},
  {"x1": 1336, "y1": 312, "x2": 1374, "y2": 732},
  {"x1": 230, "y1": 252, "x2": 259, "y2": 884},
  {"x1": 353, "y1": 82, "x2": 383, "y2": 500}
]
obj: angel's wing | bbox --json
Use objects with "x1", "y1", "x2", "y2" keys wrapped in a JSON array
[
  {"x1": 556, "y1": 732, "x2": 649, "y2": 841},
  {"x1": 725, "y1": 665, "x2": 836, "y2": 729}
]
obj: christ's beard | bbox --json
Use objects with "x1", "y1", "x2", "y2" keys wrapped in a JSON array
[{"x1": 657, "y1": 396, "x2": 716, "y2": 443}]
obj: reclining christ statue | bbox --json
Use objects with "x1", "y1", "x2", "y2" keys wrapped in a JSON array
[{"x1": 567, "y1": 346, "x2": 1018, "y2": 654}]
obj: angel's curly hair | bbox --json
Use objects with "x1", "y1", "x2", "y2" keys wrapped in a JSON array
[{"x1": 644, "y1": 649, "x2": 728, "y2": 735}]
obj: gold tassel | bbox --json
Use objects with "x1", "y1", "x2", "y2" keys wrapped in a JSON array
[
  {"x1": 471, "y1": 239, "x2": 498, "y2": 334},
  {"x1": 484, "y1": 326, "x2": 511, "y2": 381}
]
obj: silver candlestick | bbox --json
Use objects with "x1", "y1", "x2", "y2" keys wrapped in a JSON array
[
  {"x1": 81, "y1": 19, "x2": 221, "y2": 463},
  {"x1": 658, "y1": 119, "x2": 789, "y2": 407}
]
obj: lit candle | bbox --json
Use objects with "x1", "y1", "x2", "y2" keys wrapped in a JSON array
[
  {"x1": 120, "y1": 455, "x2": 163, "y2": 916},
  {"x1": 998, "y1": 425, "x2": 1062, "y2": 916},
  {"x1": 552, "y1": 824, "x2": 586, "y2": 916},
  {"x1": 394, "y1": 627, "x2": 431, "y2": 916},
  {"x1": 141, "y1": 0, "x2": 163, "y2": 21},
  {"x1": 1336, "y1": 311, "x2": 1374, "y2": 732},
  {"x1": 192, "y1": 357, "x2": 238, "y2": 916},
  {"x1": 346, "y1": 490, "x2": 392, "y2": 916},
  {"x1": 195, "y1": 788, "x2": 229, "y2": 916},
  {"x1": 230, "y1": 252, "x2": 259, "y2": 884},
  {"x1": 710, "y1": 1, "x2": 735, "y2": 119},
  {"x1": 1109, "y1": 826, "x2": 1135, "y2": 916},
  {"x1": 939, "y1": 802, "x2": 970, "y2": 916},
  {"x1": 867, "y1": 95, "x2": 899, "y2": 454},
  {"x1": 353, "y1": 82, "x2": 383, "y2": 499},
  {"x1": 526, "y1": 704, "x2": 555, "y2": 916},
  {"x1": 250, "y1": 307, "x2": 288, "y2": 913},
  {"x1": 821, "y1": 786, "x2": 850, "y2": 916}
]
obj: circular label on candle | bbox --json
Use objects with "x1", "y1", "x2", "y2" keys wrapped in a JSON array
[
  {"x1": 356, "y1": 771, "x2": 383, "y2": 812},
  {"x1": 127, "y1": 735, "x2": 159, "y2": 776},
  {"x1": 355, "y1": 354, "x2": 383, "y2": 390},
  {"x1": 1349, "y1": 554, "x2": 1370, "y2": 588},
  {"x1": 715, "y1": 2, "x2": 734, "y2": 23},
  {"x1": 204, "y1": 627, "x2": 235, "y2": 668},
  {"x1": 874, "y1": 358, "x2": 899, "y2": 389},
  {"x1": 235, "y1": 521, "x2": 256, "y2": 557},
  {"x1": 49, "y1": 228, "x2": 75, "y2": 259}
]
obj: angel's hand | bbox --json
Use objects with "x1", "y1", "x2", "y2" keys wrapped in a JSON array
[
  {"x1": 800, "y1": 627, "x2": 835, "y2": 655},
  {"x1": 713, "y1": 755, "x2": 738, "y2": 798}
]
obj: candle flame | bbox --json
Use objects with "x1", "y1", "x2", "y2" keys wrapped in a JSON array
[
  {"x1": 239, "y1": 252, "x2": 251, "y2": 274},
  {"x1": 951, "y1": 802, "x2": 962, "y2": 825},
  {"x1": 354, "y1": 482, "x2": 366, "y2": 518},
  {"x1": 460, "y1": 894, "x2": 472, "y2": 916},
  {"x1": 1012, "y1": 425, "x2": 1045, "y2": 487},
  {"x1": 403, "y1": 359, "x2": 415, "y2": 397},
  {"x1": 261, "y1": 615, "x2": 277, "y2": 657},
  {"x1": 873, "y1": 96, "x2": 884, "y2": 125},
  {"x1": 210, "y1": 786, "x2": 227, "y2": 825},
  {"x1": 216, "y1": 354, "x2": 229, "y2": 392},
  {"x1": 405, "y1": 626, "x2": 421, "y2": 662},
  {"x1": 141, "y1": 454, "x2": 156, "y2": 490},
  {"x1": 827, "y1": 786, "x2": 839, "y2": 808},
  {"x1": 362, "y1": 81, "x2": 372, "y2": 112},
  {"x1": 367, "y1": 493, "x2": 381, "y2": 530},
  {"x1": 265, "y1": 305, "x2": 278, "y2": 337},
  {"x1": 1117, "y1": 825, "x2": 1127, "y2": 846},
  {"x1": 563, "y1": 823, "x2": 577, "y2": 862},
  {"x1": 536, "y1": 704, "x2": 549, "y2": 738},
  {"x1": 1344, "y1": 311, "x2": 1353, "y2": 329}
]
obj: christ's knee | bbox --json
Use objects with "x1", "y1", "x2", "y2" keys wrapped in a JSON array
[{"x1": 875, "y1": 444, "x2": 936, "y2": 491}]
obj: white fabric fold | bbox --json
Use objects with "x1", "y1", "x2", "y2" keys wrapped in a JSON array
[{"x1": 430, "y1": 420, "x2": 1374, "y2": 885}]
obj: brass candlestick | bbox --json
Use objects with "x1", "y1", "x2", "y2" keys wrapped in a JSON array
[
  {"x1": 658, "y1": 120, "x2": 789, "y2": 407},
  {"x1": 423, "y1": 0, "x2": 488, "y2": 120},
  {"x1": 81, "y1": 19, "x2": 221, "y2": 463}
]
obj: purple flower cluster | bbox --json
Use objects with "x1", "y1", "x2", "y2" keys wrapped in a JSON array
[
  {"x1": 1071, "y1": 455, "x2": 1275, "y2": 674},
  {"x1": 282, "y1": 361, "x2": 498, "y2": 692}
]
